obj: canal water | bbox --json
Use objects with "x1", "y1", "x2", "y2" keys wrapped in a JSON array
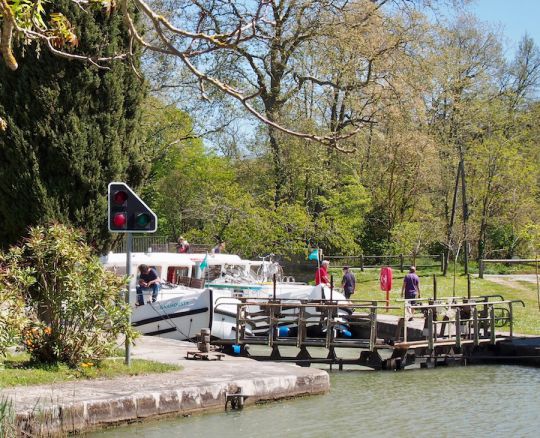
[{"x1": 93, "y1": 364, "x2": 540, "y2": 437}]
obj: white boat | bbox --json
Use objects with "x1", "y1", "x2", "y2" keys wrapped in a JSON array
[
  {"x1": 101, "y1": 251, "x2": 351, "y2": 340},
  {"x1": 186, "y1": 253, "x2": 351, "y2": 337},
  {"x1": 100, "y1": 252, "x2": 241, "y2": 341},
  {"x1": 208, "y1": 275, "x2": 351, "y2": 337}
]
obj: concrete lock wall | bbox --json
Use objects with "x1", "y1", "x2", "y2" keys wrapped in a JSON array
[{"x1": 14, "y1": 373, "x2": 330, "y2": 436}]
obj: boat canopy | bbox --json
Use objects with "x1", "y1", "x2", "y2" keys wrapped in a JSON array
[
  {"x1": 100, "y1": 252, "x2": 194, "y2": 280},
  {"x1": 188, "y1": 253, "x2": 248, "y2": 266}
]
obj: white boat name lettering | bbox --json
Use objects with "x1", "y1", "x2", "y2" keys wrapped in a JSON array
[{"x1": 159, "y1": 300, "x2": 194, "y2": 310}]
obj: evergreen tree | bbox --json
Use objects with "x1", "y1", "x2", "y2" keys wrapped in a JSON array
[{"x1": 0, "y1": 1, "x2": 147, "y2": 251}]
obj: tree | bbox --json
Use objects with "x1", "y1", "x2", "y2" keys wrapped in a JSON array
[
  {"x1": 153, "y1": 141, "x2": 244, "y2": 240},
  {"x1": 142, "y1": 1, "x2": 428, "y2": 204},
  {"x1": 461, "y1": 35, "x2": 540, "y2": 263},
  {"x1": 0, "y1": 0, "x2": 147, "y2": 250},
  {"x1": 1, "y1": 1, "x2": 464, "y2": 147},
  {"x1": 390, "y1": 216, "x2": 443, "y2": 263},
  {"x1": 424, "y1": 15, "x2": 503, "y2": 270}
]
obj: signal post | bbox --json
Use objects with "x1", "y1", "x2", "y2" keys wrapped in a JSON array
[{"x1": 108, "y1": 182, "x2": 157, "y2": 366}]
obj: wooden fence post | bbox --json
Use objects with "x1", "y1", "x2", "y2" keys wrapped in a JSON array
[
  {"x1": 399, "y1": 254, "x2": 404, "y2": 272},
  {"x1": 360, "y1": 254, "x2": 364, "y2": 272},
  {"x1": 479, "y1": 258, "x2": 484, "y2": 279}
]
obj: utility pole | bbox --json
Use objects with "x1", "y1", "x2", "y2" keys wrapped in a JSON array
[
  {"x1": 459, "y1": 156, "x2": 469, "y2": 276},
  {"x1": 446, "y1": 162, "x2": 462, "y2": 276},
  {"x1": 446, "y1": 153, "x2": 469, "y2": 276}
]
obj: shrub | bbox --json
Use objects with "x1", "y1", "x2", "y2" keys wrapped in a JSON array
[
  {"x1": 0, "y1": 253, "x2": 32, "y2": 357},
  {"x1": 3, "y1": 224, "x2": 136, "y2": 367}
]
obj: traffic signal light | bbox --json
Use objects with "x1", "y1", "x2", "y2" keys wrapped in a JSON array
[{"x1": 108, "y1": 182, "x2": 157, "y2": 233}]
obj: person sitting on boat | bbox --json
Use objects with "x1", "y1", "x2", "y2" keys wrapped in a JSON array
[
  {"x1": 176, "y1": 236, "x2": 190, "y2": 253},
  {"x1": 315, "y1": 260, "x2": 330, "y2": 286},
  {"x1": 212, "y1": 241, "x2": 225, "y2": 254},
  {"x1": 136, "y1": 264, "x2": 161, "y2": 306}
]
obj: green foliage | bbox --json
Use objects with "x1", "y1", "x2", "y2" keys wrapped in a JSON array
[
  {"x1": 389, "y1": 217, "x2": 443, "y2": 257},
  {"x1": 2, "y1": 2, "x2": 539, "y2": 264},
  {"x1": 313, "y1": 176, "x2": 370, "y2": 254},
  {"x1": 152, "y1": 140, "x2": 240, "y2": 239},
  {"x1": 0, "y1": 253, "x2": 32, "y2": 356},
  {"x1": 2, "y1": 224, "x2": 136, "y2": 367},
  {"x1": 0, "y1": 0, "x2": 147, "y2": 251},
  {"x1": 150, "y1": 127, "x2": 373, "y2": 258},
  {"x1": 519, "y1": 224, "x2": 540, "y2": 256}
]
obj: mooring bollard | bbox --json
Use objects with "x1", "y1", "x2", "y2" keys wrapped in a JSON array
[
  {"x1": 225, "y1": 388, "x2": 247, "y2": 410},
  {"x1": 197, "y1": 328, "x2": 211, "y2": 353}
]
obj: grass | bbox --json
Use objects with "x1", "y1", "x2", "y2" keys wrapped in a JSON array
[
  {"x1": 0, "y1": 352, "x2": 181, "y2": 388},
  {"x1": 329, "y1": 266, "x2": 540, "y2": 335},
  {"x1": 0, "y1": 396, "x2": 15, "y2": 438}
]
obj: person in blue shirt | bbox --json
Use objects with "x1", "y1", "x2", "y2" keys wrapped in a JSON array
[
  {"x1": 212, "y1": 241, "x2": 225, "y2": 254},
  {"x1": 341, "y1": 266, "x2": 356, "y2": 299},
  {"x1": 401, "y1": 266, "x2": 420, "y2": 320},
  {"x1": 136, "y1": 264, "x2": 161, "y2": 306},
  {"x1": 401, "y1": 266, "x2": 420, "y2": 300}
]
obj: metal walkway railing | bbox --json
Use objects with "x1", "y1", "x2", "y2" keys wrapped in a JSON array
[{"x1": 212, "y1": 294, "x2": 525, "y2": 369}]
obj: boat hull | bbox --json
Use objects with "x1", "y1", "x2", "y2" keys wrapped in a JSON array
[{"x1": 131, "y1": 288, "x2": 240, "y2": 341}]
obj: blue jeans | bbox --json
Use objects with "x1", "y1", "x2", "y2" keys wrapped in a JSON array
[{"x1": 136, "y1": 283, "x2": 160, "y2": 305}]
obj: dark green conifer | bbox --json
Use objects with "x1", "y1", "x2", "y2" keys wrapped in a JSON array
[{"x1": 0, "y1": 1, "x2": 147, "y2": 251}]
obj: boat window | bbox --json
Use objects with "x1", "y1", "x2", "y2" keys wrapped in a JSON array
[
  {"x1": 207, "y1": 265, "x2": 222, "y2": 281},
  {"x1": 167, "y1": 266, "x2": 190, "y2": 284},
  {"x1": 223, "y1": 264, "x2": 248, "y2": 277}
]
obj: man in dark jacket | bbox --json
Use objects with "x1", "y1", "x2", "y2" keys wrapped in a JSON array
[
  {"x1": 136, "y1": 264, "x2": 161, "y2": 306},
  {"x1": 341, "y1": 266, "x2": 356, "y2": 299}
]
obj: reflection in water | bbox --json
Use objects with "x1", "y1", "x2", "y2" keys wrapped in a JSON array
[{"x1": 93, "y1": 365, "x2": 540, "y2": 437}]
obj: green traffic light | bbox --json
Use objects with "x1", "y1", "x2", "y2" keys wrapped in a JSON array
[{"x1": 135, "y1": 213, "x2": 151, "y2": 228}]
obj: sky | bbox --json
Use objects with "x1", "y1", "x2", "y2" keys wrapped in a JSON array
[{"x1": 468, "y1": 0, "x2": 540, "y2": 55}]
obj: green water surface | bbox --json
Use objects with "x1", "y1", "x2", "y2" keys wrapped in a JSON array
[{"x1": 92, "y1": 365, "x2": 540, "y2": 437}]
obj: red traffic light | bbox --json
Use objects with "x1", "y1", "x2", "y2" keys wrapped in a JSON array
[
  {"x1": 108, "y1": 182, "x2": 157, "y2": 233},
  {"x1": 112, "y1": 190, "x2": 128, "y2": 205},
  {"x1": 113, "y1": 212, "x2": 127, "y2": 228}
]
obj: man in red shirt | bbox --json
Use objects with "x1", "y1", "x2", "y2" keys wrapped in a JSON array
[{"x1": 315, "y1": 260, "x2": 330, "y2": 285}]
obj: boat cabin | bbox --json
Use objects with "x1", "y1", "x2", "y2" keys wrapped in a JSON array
[
  {"x1": 100, "y1": 251, "x2": 272, "y2": 288},
  {"x1": 188, "y1": 253, "x2": 252, "y2": 281},
  {"x1": 100, "y1": 252, "x2": 197, "y2": 288}
]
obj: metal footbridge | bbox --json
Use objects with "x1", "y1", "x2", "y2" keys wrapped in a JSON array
[{"x1": 212, "y1": 295, "x2": 525, "y2": 370}]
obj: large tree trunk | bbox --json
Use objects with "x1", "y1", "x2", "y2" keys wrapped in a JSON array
[{"x1": 266, "y1": 110, "x2": 287, "y2": 207}]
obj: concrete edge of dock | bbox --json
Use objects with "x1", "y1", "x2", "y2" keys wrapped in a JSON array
[
  {"x1": 4, "y1": 337, "x2": 330, "y2": 436},
  {"x1": 14, "y1": 371, "x2": 329, "y2": 436}
]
